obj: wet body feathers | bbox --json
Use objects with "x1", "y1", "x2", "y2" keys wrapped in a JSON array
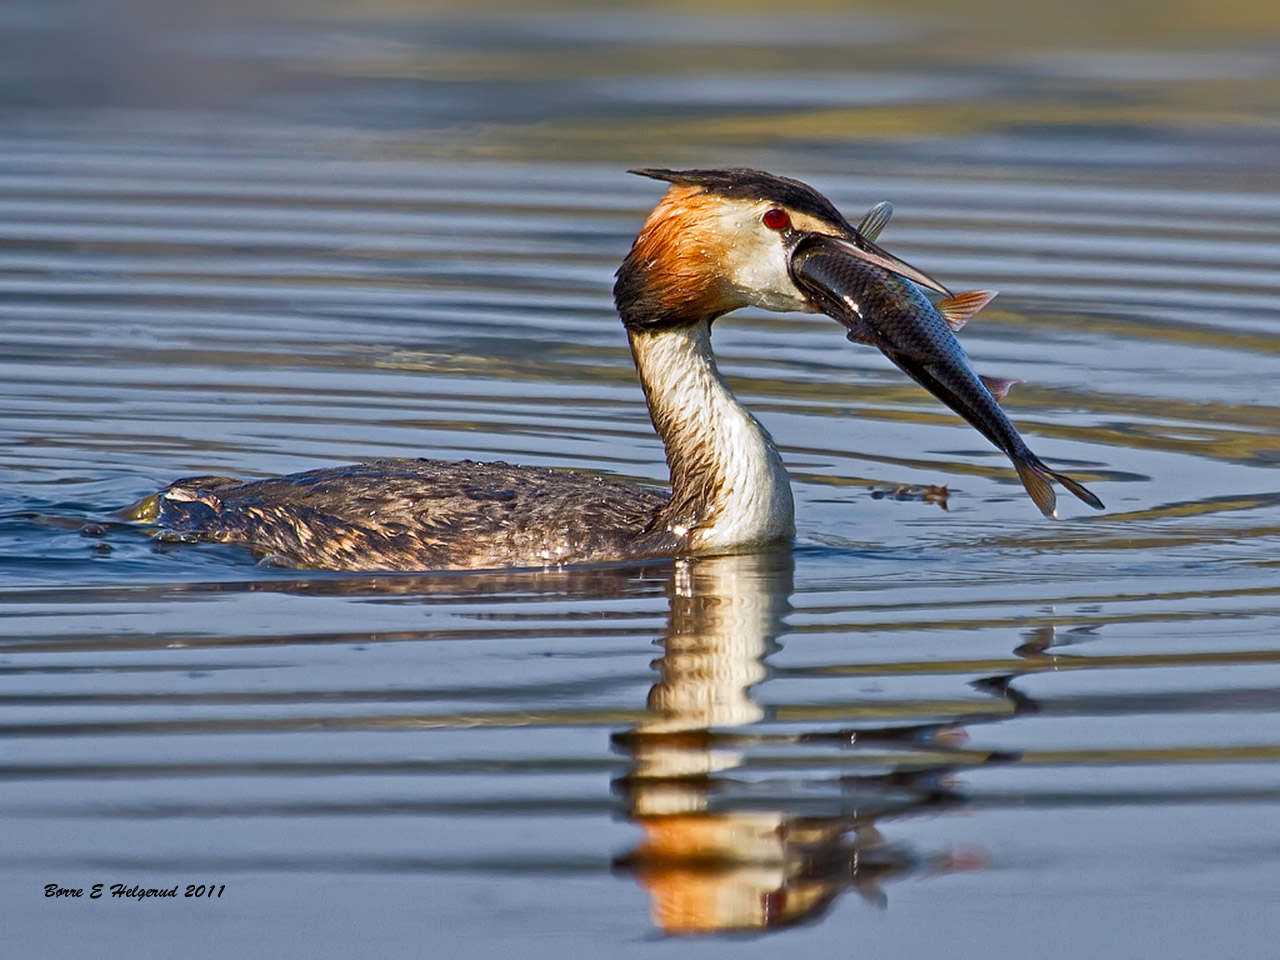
[{"x1": 150, "y1": 460, "x2": 676, "y2": 572}]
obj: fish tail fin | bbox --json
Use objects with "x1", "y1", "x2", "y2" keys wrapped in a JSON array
[
  {"x1": 1048, "y1": 467, "x2": 1105, "y2": 511},
  {"x1": 1013, "y1": 458, "x2": 1059, "y2": 519},
  {"x1": 1014, "y1": 453, "x2": 1106, "y2": 517}
]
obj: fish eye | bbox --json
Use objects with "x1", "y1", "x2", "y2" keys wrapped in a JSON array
[{"x1": 762, "y1": 208, "x2": 790, "y2": 231}]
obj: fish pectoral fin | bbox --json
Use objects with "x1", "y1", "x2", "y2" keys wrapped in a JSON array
[
  {"x1": 844, "y1": 321, "x2": 879, "y2": 346},
  {"x1": 979, "y1": 374, "x2": 1021, "y2": 403},
  {"x1": 937, "y1": 290, "x2": 998, "y2": 331},
  {"x1": 855, "y1": 201, "x2": 893, "y2": 243}
]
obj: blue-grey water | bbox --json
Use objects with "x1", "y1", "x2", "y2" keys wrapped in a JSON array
[{"x1": 3, "y1": 3, "x2": 1280, "y2": 957}]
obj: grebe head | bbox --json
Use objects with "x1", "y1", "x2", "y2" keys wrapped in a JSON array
[{"x1": 614, "y1": 167, "x2": 949, "y2": 331}]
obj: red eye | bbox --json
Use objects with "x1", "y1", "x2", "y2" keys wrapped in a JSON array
[{"x1": 762, "y1": 208, "x2": 790, "y2": 231}]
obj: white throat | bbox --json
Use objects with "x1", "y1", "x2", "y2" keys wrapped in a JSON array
[{"x1": 629, "y1": 321, "x2": 796, "y2": 552}]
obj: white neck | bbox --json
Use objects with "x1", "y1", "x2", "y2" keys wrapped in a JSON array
[{"x1": 628, "y1": 321, "x2": 795, "y2": 552}]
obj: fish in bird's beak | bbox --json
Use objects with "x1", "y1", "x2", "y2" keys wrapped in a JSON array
[
  {"x1": 618, "y1": 167, "x2": 1103, "y2": 516},
  {"x1": 787, "y1": 221, "x2": 1105, "y2": 519}
]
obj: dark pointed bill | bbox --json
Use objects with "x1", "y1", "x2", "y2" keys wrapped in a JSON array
[{"x1": 811, "y1": 233, "x2": 953, "y2": 298}]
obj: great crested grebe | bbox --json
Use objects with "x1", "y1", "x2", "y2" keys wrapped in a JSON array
[{"x1": 137, "y1": 168, "x2": 1102, "y2": 572}]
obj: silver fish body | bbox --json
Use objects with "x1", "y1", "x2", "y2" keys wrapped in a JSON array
[{"x1": 790, "y1": 236, "x2": 1103, "y2": 518}]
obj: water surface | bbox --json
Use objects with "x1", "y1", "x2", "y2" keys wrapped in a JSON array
[{"x1": 3, "y1": 3, "x2": 1280, "y2": 957}]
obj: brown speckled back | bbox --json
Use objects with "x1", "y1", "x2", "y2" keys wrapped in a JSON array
[{"x1": 156, "y1": 459, "x2": 679, "y2": 572}]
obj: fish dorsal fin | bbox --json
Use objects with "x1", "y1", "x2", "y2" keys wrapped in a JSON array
[
  {"x1": 937, "y1": 290, "x2": 998, "y2": 331},
  {"x1": 856, "y1": 201, "x2": 893, "y2": 243},
  {"x1": 979, "y1": 374, "x2": 1020, "y2": 403}
]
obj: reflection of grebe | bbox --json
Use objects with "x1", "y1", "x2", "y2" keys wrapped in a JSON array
[
  {"x1": 137, "y1": 168, "x2": 1097, "y2": 571},
  {"x1": 612, "y1": 552, "x2": 987, "y2": 935}
]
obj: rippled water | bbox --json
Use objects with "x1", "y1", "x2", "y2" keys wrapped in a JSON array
[{"x1": 4, "y1": 3, "x2": 1280, "y2": 957}]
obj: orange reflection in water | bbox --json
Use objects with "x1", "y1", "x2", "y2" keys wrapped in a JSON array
[{"x1": 612, "y1": 551, "x2": 989, "y2": 934}]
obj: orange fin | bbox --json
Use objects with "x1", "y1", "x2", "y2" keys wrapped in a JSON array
[
  {"x1": 1014, "y1": 456, "x2": 1106, "y2": 518},
  {"x1": 1014, "y1": 459, "x2": 1058, "y2": 519},
  {"x1": 979, "y1": 374, "x2": 1020, "y2": 403},
  {"x1": 937, "y1": 290, "x2": 998, "y2": 332},
  {"x1": 856, "y1": 201, "x2": 893, "y2": 243}
]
